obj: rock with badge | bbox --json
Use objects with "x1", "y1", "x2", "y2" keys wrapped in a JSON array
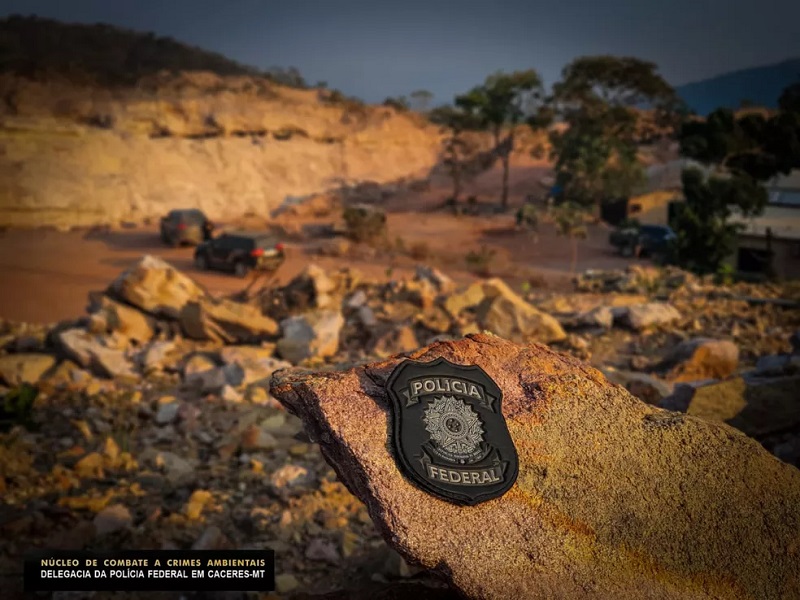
[
  {"x1": 385, "y1": 357, "x2": 518, "y2": 506},
  {"x1": 270, "y1": 334, "x2": 800, "y2": 600}
]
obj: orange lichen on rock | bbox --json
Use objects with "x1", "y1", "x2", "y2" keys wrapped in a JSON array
[{"x1": 271, "y1": 333, "x2": 800, "y2": 600}]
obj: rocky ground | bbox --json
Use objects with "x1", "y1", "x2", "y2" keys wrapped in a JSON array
[{"x1": 1, "y1": 256, "x2": 799, "y2": 599}]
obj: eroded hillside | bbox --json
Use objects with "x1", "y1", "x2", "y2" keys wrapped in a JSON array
[{"x1": 0, "y1": 72, "x2": 454, "y2": 227}]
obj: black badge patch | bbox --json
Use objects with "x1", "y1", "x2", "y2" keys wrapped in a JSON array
[{"x1": 386, "y1": 357, "x2": 518, "y2": 506}]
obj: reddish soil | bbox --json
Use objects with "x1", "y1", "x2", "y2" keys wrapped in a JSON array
[{"x1": 0, "y1": 163, "x2": 647, "y2": 324}]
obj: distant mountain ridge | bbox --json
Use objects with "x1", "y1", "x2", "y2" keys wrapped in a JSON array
[{"x1": 676, "y1": 58, "x2": 800, "y2": 115}]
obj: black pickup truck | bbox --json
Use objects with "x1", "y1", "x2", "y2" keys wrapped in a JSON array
[{"x1": 609, "y1": 224, "x2": 676, "y2": 258}]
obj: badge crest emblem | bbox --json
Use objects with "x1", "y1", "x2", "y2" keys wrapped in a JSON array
[{"x1": 386, "y1": 357, "x2": 519, "y2": 506}]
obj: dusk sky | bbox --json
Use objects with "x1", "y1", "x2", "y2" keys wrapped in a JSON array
[{"x1": 2, "y1": 0, "x2": 799, "y2": 103}]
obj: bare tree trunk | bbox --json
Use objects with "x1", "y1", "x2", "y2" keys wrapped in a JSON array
[
  {"x1": 499, "y1": 130, "x2": 514, "y2": 210},
  {"x1": 453, "y1": 163, "x2": 462, "y2": 204},
  {"x1": 501, "y1": 154, "x2": 510, "y2": 210}
]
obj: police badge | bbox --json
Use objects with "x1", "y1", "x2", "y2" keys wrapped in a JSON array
[{"x1": 386, "y1": 357, "x2": 519, "y2": 506}]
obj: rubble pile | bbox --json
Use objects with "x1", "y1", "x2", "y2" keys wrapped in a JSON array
[
  {"x1": 534, "y1": 265, "x2": 800, "y2": 407},
  {"x1": 1, "y1": 258, "x2": 799, "y2": 598}
]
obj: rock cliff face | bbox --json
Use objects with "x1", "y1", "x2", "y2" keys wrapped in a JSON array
[
  {"x1": 0, "y1": 73, "x2": 446, "y2": 227},
  {"x1": 271, "y1": 334, "x2": 800, "y2": 600}
]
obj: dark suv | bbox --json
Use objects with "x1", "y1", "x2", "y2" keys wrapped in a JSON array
[
  {"x1": 609, "y1": 224, "x2": 676, "y2": 258},
  {"x1": 193, "y1": 232, "x2": 286, "y2": 277},
  {"x1": 160, "y1": 209, "x2": 213, "y2": 246}
]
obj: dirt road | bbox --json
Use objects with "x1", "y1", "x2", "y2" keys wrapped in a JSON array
[
  {"x1": 0, "y1": 210, "x2": 642, "y2": 324},
  {"x1": 0, "y1": 225, "x2": 411, "y2": 323},
  {"x1": 0, "y1": 157, "x2": 648, "y2": 324}
]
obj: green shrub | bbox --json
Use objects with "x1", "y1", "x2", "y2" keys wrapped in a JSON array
[
  {"x1": 343, "y1": 205, "x2": 387, "y2": 244},
  {"x1": 715, "y1": 263, "x2": 736, "y2": 286},
  {"x1": 1, "y1": 384, "x2": 38, "y2": 432},
  {"x1": 383, "y1": 96, "x2": 410, "y2": 111}
]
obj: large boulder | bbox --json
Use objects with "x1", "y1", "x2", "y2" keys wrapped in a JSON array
[
  {"x1": 414, "y1": 265, "x2": 455, "y2": 295},
  {"x1": 659, "y1": 375, "x2": 800, "y2": 438},
  {"x1": 476, "y1": 279, "x2": 565, "y2": 344},
  {"x1": 107, "y1": 255, "x2": 207, "y2": 319},
  {"x1": 577, "y1": 305, "x2": 615, "y2": 329},
  {"x1": 139, "y1": 340, "x2": 179, "y2": 372},
  {"x1": 397, "y1": 279, "x2": 437, "y2": 310},
  {"x1": 620, "y1": 302, "x2": 681, "y2": 330},
  {"x1": 276, "y1": 311, "x2": 344, "y2": 365},
  {"x1": 271, "y1": 334, "x2": 800, "y2": 600},
  {"x1": 661, "y1": 338, "x2": 740, "y2": 382},
  {"x1": 442, "y1": 282, "x2": 485, "y2": 318},
  {"x1": 56, "y1": 329, "x2": 136, "y2": 379},
  {"x1": 281, "y1": 264, "x2": 339, "y2": 310},
  {"x1": 0, "y1": 353, "x2": 56, "y2": 385},
  {"x1": 179, "y1": 299, "x2": 279, "y2": 344},
  {"x1": 87, "y1": 294, "x2": 153, "y2": 344},
  {"x1": 217, "y1": 345, "x2": 290, "y2": 387}
]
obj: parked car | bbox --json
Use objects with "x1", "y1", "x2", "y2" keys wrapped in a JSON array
[
  {"x1": 609, "y1": 224, "x2": 676, "y2": 258},
  {"x1": 193, "y1": 231, "x2": 285, "y2": 277},
  {"x1": 160, "y1": 209, "x2": 213, "y2": 246}
]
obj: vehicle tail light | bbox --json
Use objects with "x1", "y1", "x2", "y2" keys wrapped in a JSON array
[
  {"x1": 250, "y1": 248, "x2": 265, "y2": 257},
  {"x1": 177, "y1": 223, "x2": 187, "y2": 230},
  {"x1": 275, "y1": 243, "x2": 285, "y2": 252}
]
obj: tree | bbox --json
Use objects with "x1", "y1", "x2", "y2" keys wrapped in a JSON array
[
  {"x1": 410, "y1": 89, "x2": 434, "y2": 112},
  {"x1": 551, "y1": 202, "x2": 589, "y2": 273},
  {"x1": 428, "y1": 105, "x2": 482, "y2": 205},
  {"x1": 673, "y1": 87, "x2": 800, "y2": 274},
  {"x1": 680, "y1": 102, "x2": 800, "y2": 183},
  {"x1": 549, "y1": 105, "x2": 644, "y2": 208},
  {"x1": 267, "y1": 66, "x2": 306, "y2": 88},
  {"x1": 456, "y1": 70, "x2": 545, "y2": 209},
  {"x1": 671, "y1": 169, "x2": 766, "y2": 274},
  {"x1": 552, "y1": 56, "x2": 677, "y2": 109},
  {"x1": 549, "y1": 56, "x2": 679, "y2": 209},
  {"x1": 383, "y1": 96, "x2": 409, "y2": 111},
  {"x1": 778, "y1": 80, "x2": 800, "y2": 114}
]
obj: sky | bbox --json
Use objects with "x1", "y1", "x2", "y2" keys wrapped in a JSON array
[{"x1": 2, "y1": 0, "x2": 799, "y2": 104}]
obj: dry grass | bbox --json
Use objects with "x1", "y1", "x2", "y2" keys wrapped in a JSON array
[{"x1": 465, "y1": 245, "x2": 497, "y2": 277}]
